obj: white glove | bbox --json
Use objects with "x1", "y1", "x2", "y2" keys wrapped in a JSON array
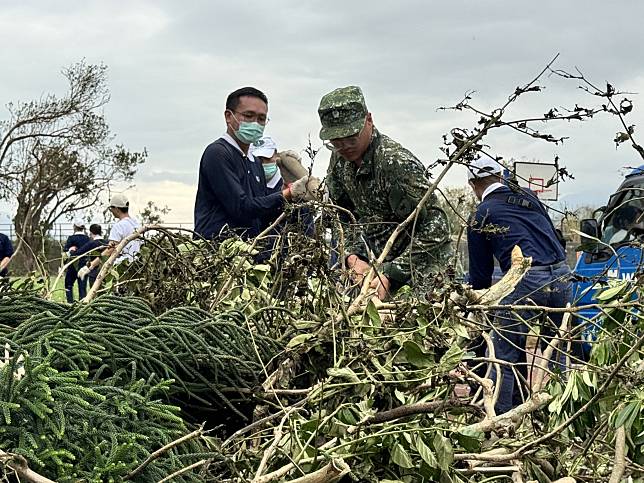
[
  {"x1": 77, "y1": 266, "x2": 91, "y2": 281},
  {"x1": 290, "y1": 176, "x2": 321, "y2": 202},
  {"x1": 277, "y1": 150, "x2": 308, "y2": 184}
]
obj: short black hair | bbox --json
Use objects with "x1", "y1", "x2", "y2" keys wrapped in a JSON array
[
  {"x1": 89, "y1": 224, "x2": 102, "y2": 236},
  {"x1": 226, "y1": 87, "x2": 268, "y2": 111},
  {"x1": 111, "y1": 206, "x2": 129, "y2": 214}
]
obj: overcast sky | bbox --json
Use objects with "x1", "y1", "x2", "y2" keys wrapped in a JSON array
[{"x1": 2, "y1": 0, "x2": 644, "y2": 224}]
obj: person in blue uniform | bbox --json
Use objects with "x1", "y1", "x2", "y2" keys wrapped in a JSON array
[
  {"x1": 466, "y1": 157, "x2": 571, "y2": 414},
  {"x1": 74, "y1": 224, "x2": 107, "y2": 288},
  {"x1": 193, "y1": 87, "x2": 318, "y2": 241},
  {"x1": 0, "y1": 233, "x2": 13, "y2": 277},
  {"x1": 63, "y1": 220, "x2": 90, "y2": 303}
]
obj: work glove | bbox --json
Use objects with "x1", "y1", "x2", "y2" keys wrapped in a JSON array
[
  {"x1": 277, "y1": 150, "x2": 308, "y2": 185},
  {"x1": 77, "y1": 266, "x2": 91, "y2": 281},
  {"x1": 289, "y1": 175, "x2": 321, "y2": 202}
]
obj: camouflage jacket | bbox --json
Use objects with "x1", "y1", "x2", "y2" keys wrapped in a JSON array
[{"x1": 326, "y1": 128, "x2": 453, "y2": 288}]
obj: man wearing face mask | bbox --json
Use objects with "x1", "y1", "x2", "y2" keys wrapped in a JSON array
[
  {"x1": 320, "y1": 86, "x2": 453, "y2": 300},
  {"x1": 194, "y1": 87, "x2": 319, "y2": 241}
]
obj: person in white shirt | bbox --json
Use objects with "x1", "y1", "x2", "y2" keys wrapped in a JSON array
[{"x1": 78, "y1": 194, "x2": 141, "y2": 281}]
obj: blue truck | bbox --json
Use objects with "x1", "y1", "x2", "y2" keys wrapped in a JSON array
[{"x1": 573, "y1": 165, "x2": 644, "y2": 352}]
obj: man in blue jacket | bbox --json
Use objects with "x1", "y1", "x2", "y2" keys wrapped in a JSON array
[
  {"x1": 63, "y1": 219, "x2": 90, "y2": 303},
  {"x1": 74, "y1": 223, "x2": 107, "y2": 288},
  {"x1": 194, "y1": 87, "x2": 319, "y2": 241},
  {"x1": 0, "y1": 233, "x2": 13, "y2": 277},
  {"x1": 467, "y1": 157, "x2": 571, "y2": 414}
]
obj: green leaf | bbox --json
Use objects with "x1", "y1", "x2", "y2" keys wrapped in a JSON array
[
  {"x1": 327, "y1": 367, "x2": 362, "y2": 384},
  {"x1": 614, "y1": 401, "x2": 640, "y2": 430},
  {"x1": 403, "y1": 341, "x2": 434, "y2": 368},
  {"x1": 438, "y1": 344, "x2": 464, "y2": 372},
  {"x1": 416, "y1": 436, "x2": 438, "y2": 468},
  {"x1": 453, "y1": 323, "x2": 470, "y2": 339},
  {"x1": 581, "y1": 369, "x2": 595, "y2": 388},
  {"x1": 390, "y1": 443, "x2": 414, "y2": 469},
  {"x1": 286, "y1": 333, "x2": 315, "y2": 349},
  {"x1": 433, "y1": 433, "x2": 453, "y2": 471},
  {"x1": 548, "y1": 396, "x2": 562, "y2": 414},
  {"x1": 528, "y1": 461, "x2": 552, "y2": 483},
  {"x1": 592, "y1": 341, "x2": 608, "y2": 366},
  {"x1": 456, "y1": 427, "x2": 483, "y2": 452},
  {"x1": 596, "y1": 281, "x2": 628, "y2": 301},
  {"x1": 338, "y1": 407, "x2": 357, "y2": 425},
  {"x1": 365, "y1": 299, "x2": 382, "y2": 327},
  {"x1": 394, "y1": 389, "x2": 406, "y2": 404},
  {"x1": 558, "y1": 373, "x2": 576, "y2": 408}
]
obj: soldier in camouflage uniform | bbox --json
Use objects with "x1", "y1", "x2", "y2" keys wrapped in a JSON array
[{"x1": 318, "y1": 86, "x2": 453, "y2": 299}]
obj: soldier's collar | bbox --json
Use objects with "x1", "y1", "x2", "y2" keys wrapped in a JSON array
[{"x1": 355, "y1": 128, "x2": 380, "y2": 176}]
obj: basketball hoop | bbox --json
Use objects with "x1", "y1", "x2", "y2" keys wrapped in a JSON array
[{"x1": 514, "y1": 162, "x2": 559, "y2": 201}]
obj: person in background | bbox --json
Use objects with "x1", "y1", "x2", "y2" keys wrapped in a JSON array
[
  {"x1": 0, "y1": 232, "x2": 13, "y2": 277},
  {"x1": 320, "y1": 85, "x2": 452, "y2": 300},
  {"x1": 193, "y1": 86, "x2": 319, "y2": 241},
  {"x1": 63, "y1": 220, "x2": 90, "y2": 302},
  {"x1": 466, "y1": 156, "x2": 571, "y2": 414},
  {"x1": 251, "y1": 136, "x2": 283, "y2": 195},
  {"x1": 74, "y1": 224, "x2": 107, "y2": 288},
  {"x1": 78, "y1": 194, "x2": 142, "y2": 282},
  {"x1": 251, "y1": 136, "x2": 316, "y2": 248}
]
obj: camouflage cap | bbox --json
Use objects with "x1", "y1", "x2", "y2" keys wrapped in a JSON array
[{"x1": 318, "y1": 86, "x2": 368, "y2": 141}]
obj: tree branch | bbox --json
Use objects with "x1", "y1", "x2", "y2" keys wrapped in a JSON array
[
  {"x1": 608, "y1": 425, "x2": 627, "y2": 483},
  {"x1": 364, "y1": 398, "x2": 484, "y2": 426},
  {"x1": 0, "y1": 450, "x2": 56, "y2": 483},
  {"x1": 286, "y1": 459, "x2": 350, "y2": 483}
]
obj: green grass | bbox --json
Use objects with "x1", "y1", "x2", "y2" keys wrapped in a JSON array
[
  {"x1": 48, "y1": 275, "x2": 68, "y2": 303},
  {"x1": 10, "y1": 275, "x2": 69, "y2": 303}
]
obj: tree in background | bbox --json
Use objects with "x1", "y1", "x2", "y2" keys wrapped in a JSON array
[
  {"x1": 439, "y1": 185, "x2": 478, "y2": 234},
  {"x1": 0, "y1": 61, "x2": 146, "y2": 272},
  {"x1": 556, "y1": 204, "x2": 600, "y2": 245},
  {"x1": 139, "y1": 201, "x2": 171, "y2": 225}
]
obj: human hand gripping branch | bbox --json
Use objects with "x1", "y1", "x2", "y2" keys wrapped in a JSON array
[{"x1": 347, "y1": 254, "x2": 391, "y2": 300}]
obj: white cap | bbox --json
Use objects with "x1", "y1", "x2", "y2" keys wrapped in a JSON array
[
  {"x1": 251, "y1": 136, "x2": 278, "y2": 159},
  {"x1": 467, "y1": 157, "x2": 503, "y2": 180},
  {"x1": 73, "y1": 218, "x2": 85, "y2": 229},
  {"x1": 109, "y1": 193, "x2": 129, "y2": 208}
]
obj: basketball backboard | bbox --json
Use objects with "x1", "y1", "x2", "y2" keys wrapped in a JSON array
[{"x1": 513, "y1": 161, "x2": 559, "y2": 201}]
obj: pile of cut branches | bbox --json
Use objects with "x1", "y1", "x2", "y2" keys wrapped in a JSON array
[{"x1": 7, "y1": 56, "x2": 644, "y2": 482}]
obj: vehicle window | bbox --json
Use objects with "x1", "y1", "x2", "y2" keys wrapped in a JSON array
[{"x1": 601, "y1": 189, "x2": 644, "y2": 245}]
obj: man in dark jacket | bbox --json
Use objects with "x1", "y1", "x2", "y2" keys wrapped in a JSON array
[
  {"x1": 74, "y1": 224, "x2": 107, "y2": 288},
  {"x1": 467, "y1": 157, "x2": 571, "y2": 414},
  {"x1": 0, "y1": 233, "x2": 13, "y2": 277},
  {"x1": 63, "y1": 220, "x2": 90, "y2": 302},
  {"x1": 193, "y1": 87, "x2": 319, "y2": 241}
]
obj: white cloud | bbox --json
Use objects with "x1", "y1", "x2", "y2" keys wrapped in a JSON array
[{"x1": 127, "y1": 180, "x2": 196, "y2": 224}]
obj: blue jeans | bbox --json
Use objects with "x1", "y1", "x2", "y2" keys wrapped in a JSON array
[{"x1": 490, "y1": 263, "x2": 572, "y2": 414}]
